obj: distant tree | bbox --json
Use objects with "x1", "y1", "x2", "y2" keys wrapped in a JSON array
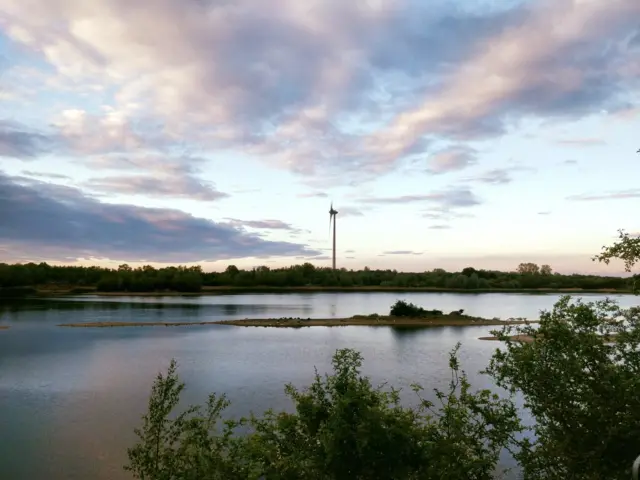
[
  {"x1": 466, "y1": 272, "x2": 480, "y2": 289},
  {"x1": 172, "y1": 272, "x2": 202, "y2": 292},
  {"x1": 225, "y1": 265, "x2": 239, "y2": 277},
  {"x1": 0, "y1": 260, "x2": 633, "y2": 293},
  {"x1": 461, "y1": 267, "x2": 477, "y2": 277},
  {"x1": 97, "y1": 274, "x2": 120, "y2": 292},
  {"x1": 452, "y1": 274, "x2": 468, "y2": 289},
  {"x1": 301, "y1": 262, "x2": 315, "y2": 278},
  {"x1": 540, "y1": 264, "x2": 553, "y2": 275},
  {"x1": 517, "y1": 262, "x2": 540, "y2": 275}
]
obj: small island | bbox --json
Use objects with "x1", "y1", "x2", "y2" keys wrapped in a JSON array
[
  {"x1": 57, "y1": 316, "x2": 532, "y2": 328},
  {"x1": 212, "y1": 314, "x2": 532, "y2": 328},
  {"x1": 57, "y1": 301, "x2": 535, "y2": 329}
]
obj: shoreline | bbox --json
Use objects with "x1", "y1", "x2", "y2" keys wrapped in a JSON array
[
  {"x1": 478, "y1": 334, "x2": 535, "y2": 343},
  {"x1": 26, "y1": 285, "x2": 632, "y2": 297},
  {"x1": 58, "y1": 315, "x2": 536, "y2": 328},
  {"x1": 479, "y1": 333, "x2": 618, "y2": 343}
]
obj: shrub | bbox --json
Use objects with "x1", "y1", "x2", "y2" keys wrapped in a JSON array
[
  {"x1": 389, "y1": 300, "x2": 443, "y2": 317},
  {"x1": 126, "y1": 346, "x2": 521, "y2": 479},
  {"x1": 487, "y1": 296, "x2": 640, "y2": 479}
]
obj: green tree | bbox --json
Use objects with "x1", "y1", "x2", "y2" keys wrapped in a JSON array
[
  {"x1": 225, "y1": 265, "x2": 240, "y2": 277},
  {"x1": 517, "y1": 263, "x2": 540, "y2": 275},
  {"x1": 594, "y1": 229, "x2": 640, "y2": 292},
  {"x1": 461, "y1": 267, "x2": 477, "y2": 277},
  {"x1": 452, "y1": 274, "x2": 468, "y2": 289},
  {"x1": 466, "y1": 272, "x2": 480, "y2": 289},
  {"x1": 486, "y1": 296, "x2": 640, "y2": 479},
  {"x1": 96, "y1": 274, "x2": 120, "y2": 292},
  {"x1": 172, "y1": 272, "x2": 202, "y2": 292},
  {"x1": 124, "y1": 360, "x2": 248, "y2": 479}
]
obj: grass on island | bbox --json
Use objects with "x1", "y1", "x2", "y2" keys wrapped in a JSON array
[
  {"x1": 213, "y1": 314, "x2": 527, "y2": 328},
  {"x1": 58, "y1": 314, "x2": 535, "y2": 329}
]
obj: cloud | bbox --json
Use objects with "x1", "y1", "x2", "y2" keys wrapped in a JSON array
[
  {"x1": 84, "y1": 174, "x2": 228, "y2": 201},
  {"x1": 471, "y1": 165, "x2": 534, "y2": 185},
  {"x1": 562, "y1": 159, "x2": 578, "y2": 165},
  {"x1": 21, "y1": 170, "x2": 72, "y2": 180},
  {"x1": 82, "y1": 153, "x2": 205, "y2": 174},
  {"x1": 2, "y1": 0, "x2": 636, "y2": 182},
  {"x1": 426, "y1": 146, "x2": 477, "y2": 174},
  {"x1": 423, "y1": 209, "x2": 474, "y2": 221},
  {"x1": 383, "y1": 250, "x2": 423, "y2": 255},
  {"x1": 477, "y1": 169, "x2": 513, "y2": 184},
  {"x1": 0, "y1": 121, "x2": 54, "y2": 159},
  {"x1": 224, "y1": 218, "x2": 303, "y2": 232},
  {"x1": 0, "y1": 171, "x2": 318, "y2": 262},
  {"x1": 305, "y1": 255, "x2": 331, "y2": 261},
  {"x1": 53, "y1": 108, "x2": 162, "y2": 155},
  {"x1": 429, "y1": 224, "x2": 451, "y2": 230},
  {"x1": 80, "y1": 153, "x2": 228, "y2": 201},
  {"x1": 335, "y1": 206, "x2": 365, "y2": 217},
  {"x1": 567, "y1": 189, "x2": 640, "y2": 201},
  {"x1": 372, "y1": 0, "x2": 640, "y2": 161},
  {"x1": 297, "y1": 192, "x2": 328, "y2": 198},
  {"x1": 555, "y1": 137, "x2": 607, "y2": 146},
  {"x1": 611, "y1": 105, "x2": 640, "y2": 121},
  {"x1": 538, "y1": 211, "x2": 551, "y2": 215},
  {"x1": 360, "y1": 187, "x2": 481, "y2": 209}
]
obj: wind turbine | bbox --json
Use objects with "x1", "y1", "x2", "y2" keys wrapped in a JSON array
[{"x1": 329, "y1": 202, "x2": 338, "y2": 270}]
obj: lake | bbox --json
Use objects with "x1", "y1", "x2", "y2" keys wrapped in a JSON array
[{"x1": 0, "y1": 291, "x2": 637, "y2": 479}]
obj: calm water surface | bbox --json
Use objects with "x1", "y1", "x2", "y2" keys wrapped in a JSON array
[{"x1": 0, "y1": 292, "x2": 637, "y2": 480}]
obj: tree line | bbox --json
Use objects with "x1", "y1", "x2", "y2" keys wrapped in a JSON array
[
  {"x1": 0, "y1": 261, "x2": 634, "y2": 293},
  {"x1": 125, "y1": 230, "x2": 640, "y2": 478}
]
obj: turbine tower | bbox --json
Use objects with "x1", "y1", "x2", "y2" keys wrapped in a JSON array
[{"x1": 329, "y1": 202, "x2": 338, "y2": 270}]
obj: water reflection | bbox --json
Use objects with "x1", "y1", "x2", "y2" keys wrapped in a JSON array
[
  {"x1": 1, "y1": 292, "x2": 637, "y2": 479},
  {"x1": 222, "y1": 303, "x2": 239, "y2": 316}
]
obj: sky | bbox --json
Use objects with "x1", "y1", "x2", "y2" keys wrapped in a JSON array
[{"x1": 0, "y1": 0, "x2": 638, "y2": 275}]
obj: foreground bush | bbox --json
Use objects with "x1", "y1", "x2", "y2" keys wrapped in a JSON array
[
  {"x1": 487, "y1": 296, "x2": 640, "y2": 479},
  {"x1": 125, "y1": 346, "x2": 521, "y2": 479}
]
